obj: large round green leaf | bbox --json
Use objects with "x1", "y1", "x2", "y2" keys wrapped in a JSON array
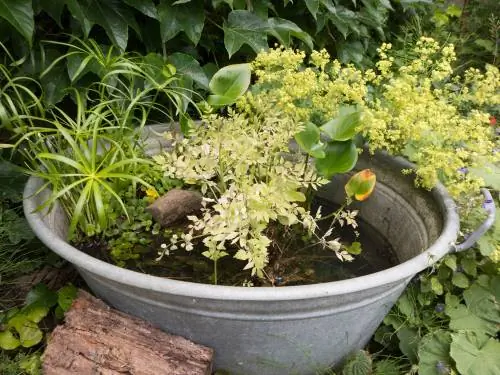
[
  {"x1": 294, "y1": 122, "x2": 325, "y2": 158},
  {"x1": 209, "y1": 63, "x2": 251, "y2": 98},
  {"x1": 315, "y1": 140, "x2": 358, "y2": 177},
  {"x1": 320, "y1": 105, "x2": 362, "y2": 141},
  {"x1": 451, "y1": 333, "x2": 500, "y2": 375},
  {"x1": 417, "y1": 330, "x2": 452, "y2": 375},
  {"x1": 0, "y1": 329, "x2": 20, "y2": 350}
]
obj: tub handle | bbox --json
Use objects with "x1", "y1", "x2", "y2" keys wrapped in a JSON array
[{"x1": 452, "y1": 188, "x2": 496, "y2": 253}]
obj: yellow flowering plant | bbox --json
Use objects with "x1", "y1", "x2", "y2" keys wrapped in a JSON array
[
  {"x1": 151, "y1": 37, "x2": 498, "y2": 282},
  {"x1": 240, "y1": 38, "x2": 499, "y2": 199}
]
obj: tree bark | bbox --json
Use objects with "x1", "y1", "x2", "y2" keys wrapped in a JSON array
[{"x1": 42, "y1": 290, "x2": 213, "y2": 375}]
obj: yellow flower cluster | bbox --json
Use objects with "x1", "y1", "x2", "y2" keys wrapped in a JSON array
[
  {"x1": 242, "y1": 39, "x2": 499, "y2": 198},
  {"x1": 365, "y1": 38, "x2": 499, "y2": 197}
]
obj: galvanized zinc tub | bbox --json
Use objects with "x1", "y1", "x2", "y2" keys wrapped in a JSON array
[{"x1": 24, "y1": 149, "x2": 491, "y2": 375}]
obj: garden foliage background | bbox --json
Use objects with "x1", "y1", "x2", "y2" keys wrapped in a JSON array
[{"x1": 0, "y1": 0, "x2": 499, "y2": 374}]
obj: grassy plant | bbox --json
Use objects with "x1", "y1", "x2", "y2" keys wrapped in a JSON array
[{"x1": 7, "y1": 38, "x2": 204, "y2": 239}]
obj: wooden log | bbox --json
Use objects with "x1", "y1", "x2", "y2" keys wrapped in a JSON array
[
  {"x1": 42, "y1": 290, "x2": 213, "y2": 375},
  {"x1": 147, "y1": 188, "x2": 203, "y2": 227}
]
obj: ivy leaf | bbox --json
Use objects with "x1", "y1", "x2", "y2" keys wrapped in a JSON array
[
  {"x1": 65, "y1": 0, "x2": 94, "y2": 37},
  {"x1": 294, "y1": 122, "x2": 326, "y2": 158},
  {"x1": 320, "y1": 105, "x2": 362, "y2": 141},
  {"x1": 0, "y1": 329, "x2": 20, "y2": 350},
  {"x1": 158, "y1": 0, "x2": 205, "y2": 45},
  {"x1": 207, "y1": 63, "x2": 251, "y2": 106},
  {"x1": 337, "y1": 40, "x2": 365, "y2": 64},
  {"x1": 123, "y1": 0, "x2": 158, "y2": 19},
  {"x1": 0, "y1": 0, "x2": 34, "y2": 45},
  {"x1": 37, "y1": 0, "x2": 65, "y2": 26},
  {"x1": 267, "y1": 18, "x2": 313, "y2": 50},
  {"x1": 223, "y1": 10, "x2": 268, "y2": 57},
  {"x1": 168, "y1": 53, "x2": 209, "y2": 89},
  {"x1": 315, "y1": 140, "x2": 358, "y2": 177},
  {"x1": 304, "y1": 0, "x2": 320, "y2": 19},
  {"x1": 417, "y1": 330, "x2": 452, "y2": 375},
  {"x1": 84, "y1": 0, "x2": 141, "y2": 51},
  {"x1": 450, "y1": 332, "x2": 500, "y2": 375}
]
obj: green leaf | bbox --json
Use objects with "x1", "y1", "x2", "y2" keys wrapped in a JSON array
[
  {"x1": 85, "y1": 0, "x2": 141, "y2": 51},
  {"x1": 208, "y1": 63, "x2": 251, "y2": 106},
  {"x1": 57, "y1": 284, "x2": 78, "y2": 312},
  {"x1": 205, "y1": 95, "x2": 235, "y2": 107},
  {"x1": 337, "y1": 40, "x2": 365, "y2": 64},
  {"x1": 430, "y1": 276, "x2": 444, "y2": 295},
  {"x1": 452, "y1": 272, "x2": 469, "y2": 289},
  {"x1": 0, "y1": 329, "x2": 20, "y2": 350},
  {"x1": 447, "y1": 303, "x2": 498, "y2": 336},
  {"x1": 267, "y1": 18, "x2": 313, "y2": 50},
  {"x1": 167, "y1": 53, "x2": 209, "y2": 89},
  {"x1": 320, "y1": 106, "x2": 362, "y2": 141},
  {"x1": 123, "y1": 0, "x2": 158, "y2": 19},
  {"x1": 65, "y1": 0, "x2": 94, "y2": 37},
  {"x1": 461, "y1": 258, "x2": 477, "y2": 277},
  {"x1": 25, "y1": 284, "x2": 58, "y2": 308},
  {"x1": 66, "y1": 52, "x2": 100, "y2": 82},
  {"x1": 294, "y1": 122, "x2": 325, "y2": 158},
  {"x1": 0, "y1": 0, "x2": 34, "y2": 45},
  {"x1": 158, "y1": 0, "x2": 205, "y2": 45},
  {"x1": 37, "y1": 0, "x2": 65, "y2": 26},
  {"x1": 444, "y1": 255, "x2": 457, "y2": 271},
  {"x1": 223, "y1": 10, "x2": 268, "y2": 57},
  {"x1": 397, "y1": 327, "x2": 420, "y2": 363},
  {"x1": 304, "y1": 0, "x2": 320, "y2": 18},
  {"x1": 345, "y1": 241, "x2": 362, "y2": 255},
  {"x1": 315, "y1": 140, "x2": 358, "y2": 177},
  {"x1": 378, "y1": 0, "x2": 394, "y2": 10},
  {"x1": 40, "y1": 65, "x2": 70, "y2": 106},
  {"x1": 0, "y1": 160, "x2": 27, "y2": 201},
  {"x1": 9, "y1": 316, "x2": 43, "y2": 348},
  {"x1": 463, "y1": 282, "x2": 500, "y2": 325},
  {"x1": 417, "y1": 330, "x2": 452, "y2": 375},
  {"x1": 475, "y1": 39, "x2": 495, "y2": 52},
  {"x1": 469, "y1": 163, "x2": 500, "y2": 190},
  {"x1": 451, "y1": 333, "x2": 500, "y2": 375},
  {"x1": 19, "y1": 353, "x2": 42, "y2": 374},
  {"x1": 445, "y1": 4, "x2": 462, "y2": 17}
]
